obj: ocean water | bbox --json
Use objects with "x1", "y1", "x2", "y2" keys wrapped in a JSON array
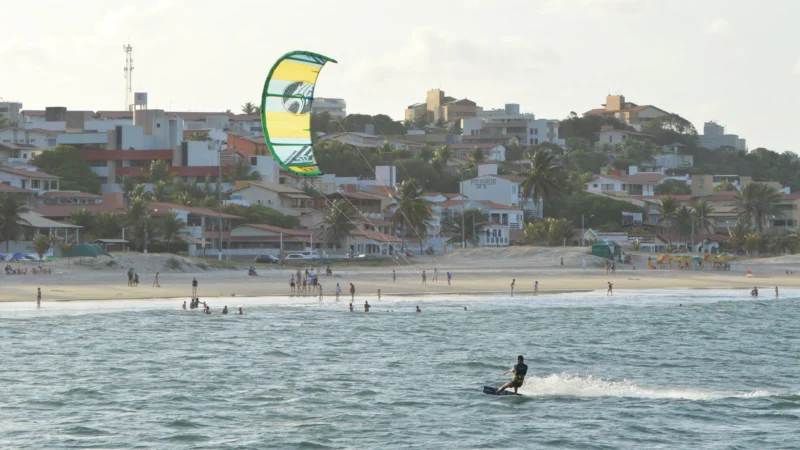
[{"x1": 1, "y1": 289, "x2": 798, "y2": 449}]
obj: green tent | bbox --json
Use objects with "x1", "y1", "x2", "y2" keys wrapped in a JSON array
[
  {"x1": 65, "y1": 244, "x2": 112, "y2": 258},
  {"x1": 591, "y1": 240, "x2": 622, "y2": 260}
]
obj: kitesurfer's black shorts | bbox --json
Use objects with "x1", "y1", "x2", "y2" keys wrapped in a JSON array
[{"x1": 510, "y1": 380, "x2": 523, "y2": 388}]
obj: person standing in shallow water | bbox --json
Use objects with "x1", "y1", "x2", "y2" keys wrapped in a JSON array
[
  {"x1": 607, "y1": 281, "x2": 613, "y2": 296},
  {"x1": 36, "y1": 287, "x2": 41, "y2": 308},
  {"x1": 192, "y1": 277, "x2": 198, "y2": 297},
  {"x1": 349, "y1": 283, "x2": 355, "y2": 301}
]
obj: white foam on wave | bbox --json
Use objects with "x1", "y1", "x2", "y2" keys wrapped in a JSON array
[{"x1": 519, "y1": 374, "x2": 771, "y2": 400}]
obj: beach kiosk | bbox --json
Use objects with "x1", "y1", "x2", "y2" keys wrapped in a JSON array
[{"x1": 592, "y1": 240, "x2": 622, "y2": 260}]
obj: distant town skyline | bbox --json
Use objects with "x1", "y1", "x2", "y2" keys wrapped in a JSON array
[{"x1": 2, "y1": 0, "x2": 798, "y2": 152}]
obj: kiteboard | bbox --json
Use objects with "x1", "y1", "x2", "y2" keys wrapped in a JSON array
[{"x1": 483, "y1": 386, "x2": 522, "y2": 396}]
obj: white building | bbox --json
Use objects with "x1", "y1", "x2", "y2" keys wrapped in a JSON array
[
  {"x1": 585, "y1": 173, "x2": 666, "y2": 197},
  {"x1": 0, "y1": 166, "x2": 59, "y2": 194},
  {"x1": 459, "y1": 164, "x2": 541, "y2": 217},
  {"x1": 430, "y1": 198, "x2": 523, "y2": 243},
  {"x1": 596, "y1": 126, "x2": 651, "y2": 147},
  {"x1": 462, "y1": 103, "x2": 564, "y2": 147},
  {"x1": 0, "y1": 128, "x2": 57, "y2": 149},
  {"x1": 699, "y1": 121, "x2": 746, "y2": 151},
  {"x1": 0, "y1": 101, "x2": 23, "y2": 126},
  {"x1": 311, "y1": 98, "x2": 346, "y2": 118}
]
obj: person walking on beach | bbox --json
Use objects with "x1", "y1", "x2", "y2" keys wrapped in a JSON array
[
  {"x1": 127, "y1": 268, "x2": 133, "y2": 286},
  {"x1": 392, "y1": 270, "x2": 396, "y2": 283},
  {"x1": 775, "y1": 286, "x2": 779, "y2": 298},
  {"x1": 534, "y1": 281, "x2": 539, "y2": 295},
  {"x1": 582, "y1": 258, "x2": 587, "y2": 269},
  {"x1": 335, "y1": 283, "x2": 341, "y2": 300},
  {"x1": 153, "y1": 272, "x2": 160, "y2": 287},
  {"x1": 560, "y1": 256, "x2": 564, "y2": 267},
  {"x1": 511, "y1": 279, "x2": 515, "y2": 295},
  {"x1": 192, "y1": 277, "x2": 198, "y2": 297},
  {"x1": 447, "y1": 272, "x2": 452, "y2": 286},
  {"x1": 611, "y1": 262, "x2": 616, "y2": 276},
  {"x1": 36, "y1": 287, "x2": 41, "y2": 308},
  {"x1": 605, "y1": 261, "x2": 610, "y2": 275},
  {"x1": 349, "y1": 283, "x2": 355, "y2": 301},
  {"x1": 607, "y1": 281, "x2": 613, "y2": 296},
  {"x1": 133, "y1": 272, "x2": 139, "y2": 286},
  {"x1": 433, "y1": 268, "x2": 438, "y2": 282},
  {"x1": 422, "y1": 270, "x2": 427, "y2": 285}
]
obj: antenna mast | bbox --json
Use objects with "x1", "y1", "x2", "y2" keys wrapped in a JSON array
[{"x1": 123, "y1": 44, "x2": 134, "y2": 110}]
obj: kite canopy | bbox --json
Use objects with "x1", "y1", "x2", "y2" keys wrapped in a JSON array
[{"x1": 261, "y1": 50, "x2": 337, "y2": 177}]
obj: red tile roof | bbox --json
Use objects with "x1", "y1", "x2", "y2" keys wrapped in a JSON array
[
  {"x1": 80, "y1": 149, "x2": 174, "y2": 161},
  {"x1": 234, "y1": 223, "x2": 310, "y2": 235},
  {"x1": 0, "y1": 184, "x2": 35, "y2": 194},
  {"x1": 33, "y1": 203, "x2": 119, "y2": 219},
  {"x1": 40, "y1": 191, "x2": 101, "y2": 198},
  {"x1": 0, "y1": 167, "x2": 59, "y2": 179},
  {"x1": 361, "y1": 185, "x2": 396, "y2": 197},
  {"x1": 351, "y1": 228, "x2": 404, "y2": 242},
  {"x1": 432, "y1": 200, "x2": 466, "y2": 208},
  {"x1": 477, "y1": 200, "x2": 523, "y2": 211},
  {"x1": 148, "y1": 202, "x2": 242, "y2": 220},
  {"x1": 601, "y1": 173, "x2": 666, "y2": 184}
]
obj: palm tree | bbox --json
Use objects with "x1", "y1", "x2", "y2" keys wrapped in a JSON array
[
  {"x1": 70, "y1": 208, "x2": 94, "y2": 243},
  {"x1": 726, "y1": 222, "x2": 751, "y2": 255},
  {"x1": 322, "y1": 199, "x2": 358, "y2": 246},
  {"x1": 172, "y1": 192, "x2": 192, "y2": 206},
  {"x1": 467, "y1": 147, "x2": 487, "y2": 168},
  {"x1": 0, "y1": 194, "x2": 30, "y2": 251},
  {"x1": 673, "y1": 206, "x2": 693, "y2": 247},
  {"x1": 388, "y1": 180, "x2": 432, "y2": 254},
  {"x1": 691, "y1": 200, "x2": 715, "y2": 235},
  {"x1": 149, "y1": 160, "x2": 172, "y2": 184},
  {"x1": 151, "y1": 180, "x2": 170, "y2": 202},
  {"x1": 187, "y1": 132, "x2": 212, "y2": 142},
  {"x1": 435, "y1": 145, "x2": 451, "y2": 166},
  {"x1": 419, "y1": 145, "x2": 435, "y2": 162},
  {"x1": 656, "y1": 196, "x2": 679, "y2": 243},
  {"x1": 130, "y1": 184, "x2": 151, "y2": 202},
  {"x1": 745, "y1": 232, "x2": 762, "y2": 256},
  {"x1": 32, "y1": 234, "x2": 50, "y2": 260},
  {"x1": 160, "y1": 211, "x2": 185, "y2": 252},
  {"x1": 126, "y1": 197, "x2": 150, "y2": 251},
  {"x1": 241, "y1": 102, "x2": 258, "y2": 115},
  {"x1": 119, "y1": 175, "x2": 137, "y2": 202},
  {"x1": 95, "y1": 212, "x2": 122, "y2": 239},
  {"x1": 448, "y1": 209, "x2": 488, "y2": 247},
  {"x1": 229, "y1": 159, "x2": 261, "y2": 182},
  {"x1": 733, "y1": 183, "x2": 780, "y2": 231},
  {"x1": 520, "y1": 150, "x2": 563, "y2": 215}
]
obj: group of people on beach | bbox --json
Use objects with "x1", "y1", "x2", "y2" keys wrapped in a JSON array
[{"x1": 289, "y1": 268, "x2": 322, "y2": 294}]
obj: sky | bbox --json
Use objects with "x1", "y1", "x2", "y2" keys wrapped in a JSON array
[{"x1": 2, "y1": 0, "x2": 799, "y2": 152}]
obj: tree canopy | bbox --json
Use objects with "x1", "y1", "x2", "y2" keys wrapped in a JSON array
[{"x1": 32, "y1": 145, "x2": 101, "y2": 194}]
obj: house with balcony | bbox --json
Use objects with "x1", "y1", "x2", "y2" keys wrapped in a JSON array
[
  {"x1": 585, "y1": 173, "x2": 666, "y2": 197},
  {"x1": 231, "y1": 181, "x2": 314, "y2": 217},
  {"x1": 0, "y1": 166, "x2": 59, "y2": 194},
  {"x1": 459, "y1": 165, "x2": 541, "y2": 218},
  {"x1": 583, "y1": 94, "x2": 670, "y2": 130}
]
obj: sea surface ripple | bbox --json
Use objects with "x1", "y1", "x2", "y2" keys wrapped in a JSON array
[{"x1": 1, "y1": 289, "x2": 798, "y2": 449}]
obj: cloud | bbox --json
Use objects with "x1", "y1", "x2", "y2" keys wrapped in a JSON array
[
  {"x1": 794, "y1": 58, "x2": 800, "y2": 75},
  {"x1": 344, "y1": 28, "x2": 559, "y2": 83},
  {"x1": 705, "y1": 17, "x2": 730, "y2": 36},
  {"x1": 540, "y1": 0, "x2": 645, "y2": 15},
  {"x1": 95, "y1": 0, "x2": 176, "y2": 36}
]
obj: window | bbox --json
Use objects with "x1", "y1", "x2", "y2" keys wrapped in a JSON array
[
  {"x1": 534, "y1": 138, "x2": 539, "y2": 145},
  {"x1": 512, "y1": 186, "x2": 517, "y2": 194},
  {"x1": 534, "y1": 128, "x2": 538, "y2": 135},
  {"x1": 32, "y1": 180, "x2": 40, "y2": 189}
]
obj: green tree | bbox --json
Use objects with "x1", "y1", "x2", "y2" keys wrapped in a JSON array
[
  {"x1": 523, "y1": 218, "x2": 574, "y2": 246},
  {"x1": 655, "y1": 179, "x2": 691, "y2": 196},
  {"x1": 691, "y1": 200, "x2": 715, "y2": 235},
  {"x1": 187, "y1": 132, "x2": 212, "y2": 141},
  {"x1": 241, "y1": 102, "x2": 258, "y2": 115},
  {"x1": 447, "y1": 209, "x2": 489, "y2": 247},
  {"x1": 388, "y1": 180, "x2": 433, "y2": 253},
  {"x1": 222, "y1": 204, "x2": 300, "y2": 229},
  {"x1": 32, "y1": 234, "x2": 50, "y2": 260},
  {"x1": 310, "y1": 111, "x2": 332, "y2": 137},
  {"x1": 31, "y1": 145, "x2": 101, "y2": 194},
  {"x1": 419, "y1": 145, "x2": 435, "y2": 162},
  {"x1": 713, "y1": 180, "x2": 738, "y2": 192},
  {"x1": 673, "y1": 206, "x2": 693, "y2": 243},
  {"x1": 151, "y1": 180, "x2": 170, "y2": 202},
  {"x1": 641, "y1": 114, "x2": 698, "y2": 147},
  {"x1": 0, "y1": 194, "x2": 30, "y2": 251},
  {"x1": 733, "y1": 182, "x2": 780, "y2": 231},
  {"x1": 160, "y1": 211, "x2": 185, "y2": 252},
  {"x1": 413, "y1": 114, "x2": 429, "y2": 130},
  {"x1": 229, "y1": 159, "x2": 261, "y2": 181},
  {"x1": 95, "y1": 212, "x2": 122, "y2": 239},
  {"x1": 726, "y1": 222, "x2": 750, "y2": 254},
  {"x1": 467, "y1": 147, "x2": 487, "y2": 168},
  {"x1": 656, "y1": 196, "x2": 679, "y2": 242},
  {"x1": 745, "y1": 232, "x2": 762, "y2": 256},
  {"x1": 119, "y1": 176, "x2": 137, "y2": 199},
  {"x1": 149, "y1": 160, "x2": 172, "y2": 184},
  {"x1": 69, "y1": 208, "x2": 94, "y2": 242},
  {"x1": 617, "y1": 139, "x2": 657, "y2": 166},
  {"x1": 321, "y1": 199, "x2": 358, "y2": 245},
  {"x1": 520, "y1": 151, "x2": 563, "y2": 212}
]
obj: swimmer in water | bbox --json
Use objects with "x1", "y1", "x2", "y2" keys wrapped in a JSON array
[
  {"x1": 182, "y1": 301, "x2": 186, "y2": 310},
  {"x1": 511, "y1": 279, "x2": 515, "y2": 295},
  {"x1": 238, "y1": 307, "x2": 244, "y2": 315},
  {"x1": 364, "y1": 301, "x2": 370, "y2": 312},
  {"x1": 349, "y1": 302, "x2": 354, "y2": 312},
  {"x1": 222, "y1": 306, "x2": 228, "y2": 315},
  {"x1": 416, "y1": 306, "x2": 421, "y2": 313},
  {"x1": 377, "y1": 289, "x2": 381, "y2": 300}
]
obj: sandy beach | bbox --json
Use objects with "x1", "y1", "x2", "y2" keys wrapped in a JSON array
[{"x1": 2, "y1": 247, "x2": 800, "y2": 303}]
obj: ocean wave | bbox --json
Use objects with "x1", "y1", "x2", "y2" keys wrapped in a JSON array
[{"x1": 518, "y1": 374, "x2": 772, "y2": 400}]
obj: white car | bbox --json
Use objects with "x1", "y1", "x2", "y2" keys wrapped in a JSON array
[{"x1": 284, "y1": 253, "x2": 314, "y2": 260}]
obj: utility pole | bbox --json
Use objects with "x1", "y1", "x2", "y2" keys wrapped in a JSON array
[{"x1": 123, "y1": 44, "x2": 133, "y2": 110}]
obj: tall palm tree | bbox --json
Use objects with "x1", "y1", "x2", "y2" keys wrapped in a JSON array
[
  {"x1": 70, "y1": 208, "x2": 94, "y2": 243},
  {"x1": 322, "y1": 199, "x2": 358, "y2": 246},
  {"x1": 691, "y1": 200, "x2": 715, "y2": 235},
  {"x1": 388, "y1": 180, "x2": 432, "y2": 254},
  {"x1": 229, "y1": 159, "x2": 261, "y2": 182},
  {"x1": 726, "y1": 222, "x2": 751, "y2": 255},
  {"x1": 95, "y1": 212, "x2": 122, "y2": 239},
  {"x1": 126, "y1": 197, "x2": 150, "y2": 251},
  {"x1": 435, "y1": 145, "x2": 451, "y2": 166},
  {"x1": 673, "y1": 206, "x2": 693, "y2": 247},
  {"x1": 151, "y1": 180, "x2": 170, "y2": 202},
  {"x1": 733, "y1": 183, "x2": 780, "y2": 232},
  {"x1": 656, "y1": 196, "x2": 679, "y2": 244},
  {"x1": 467, "y1": 147, "x2": 487, "y2": 168},
  {"x1": 241, "y1": 102, "x2": 257, "y2": 115},
  {"x1": 0, "y1": 194, "x2": 30, "y2": 251},
  {"x1": 520, "y1": 150, "x2": 563, "y2": 215},
  {"x1": 160, "y1": 211, "x2": 185, "y2": 252},
  {"x1": 119, "y1": 176, "x2": 137, "y2": 202},
  {"x1": 419, "y1": 145, "x2": 435, "y2": 163}
]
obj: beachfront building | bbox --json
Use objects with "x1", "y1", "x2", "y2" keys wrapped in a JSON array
[
  {"x1": 316, "y1": 132, "x2": 423, "y2": 152},
  {"x1": 459, "y1": 164, "x2": 541, "y2": 218},
  {"x1": 0, "y1": 212, "x2": 82, "y2": 256},
  {"x1": 583, "y1": 94, "x2": 670, "y2": 130},
  {"x1": 230, "y1": 181, "x2": 314, "y2": 216},
  {"x1": 596, "y1": 126, "x2": 651, "y2": 147},
  {"x1": 230, "y1": 224, "x2": 324, "y2": 257}
]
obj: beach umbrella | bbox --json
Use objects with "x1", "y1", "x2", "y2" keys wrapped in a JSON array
[
  {"x1": 9, "y1": 252, "x2": 26, "y2": 271},
  {"x1": 65, "y1": 244, "x2": 112, "y2": 258}
]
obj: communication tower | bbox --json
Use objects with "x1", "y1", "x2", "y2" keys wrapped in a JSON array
[{"x1": 123, "y1": 44, "x2": 134, "y2": 110}]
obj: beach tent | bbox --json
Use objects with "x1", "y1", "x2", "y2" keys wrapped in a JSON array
[
  {"x1": 65, "y1": 244, "x2": 112, "y2": 258},
  {"x1": 591, "y1": 240, "x2": 622, "y2": 260}
]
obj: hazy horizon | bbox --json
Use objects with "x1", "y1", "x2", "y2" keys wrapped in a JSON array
[{"x1": 2, "y1": 0, "x2": 798, "y2": 151}]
